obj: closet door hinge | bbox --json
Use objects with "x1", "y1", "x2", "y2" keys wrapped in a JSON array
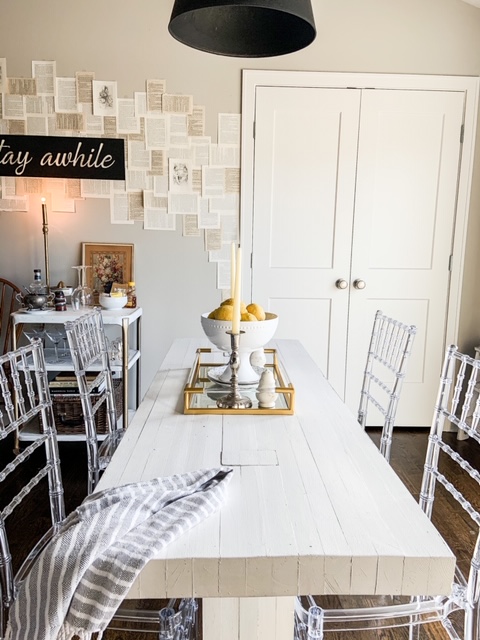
[
  {"x1": 448, "y1": 254, "x2": 453, "y2": 271},
  {"x1": 460, "y1": 124, "x2": 464, "y2": 144},
  {"x1": 253, "y1": 120, "x2": 256, "y2": 139}
]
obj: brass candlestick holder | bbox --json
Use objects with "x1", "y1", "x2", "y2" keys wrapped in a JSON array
[
  {"x1": 216, "y1": 331, "x2": 253, "y2": 410},
  {"x1": 41, "y1": 198, "x2": 51, "y2": 295}
]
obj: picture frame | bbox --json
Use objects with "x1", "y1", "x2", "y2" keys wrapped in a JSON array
[
  {"x1": 81, "y1": 242, "x2": 134, "y2": 294},
  {"x1": 92, "y1": 80, "x2": 118, "y2": 117}
]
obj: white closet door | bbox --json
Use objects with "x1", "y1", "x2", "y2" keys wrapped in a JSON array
[
  {"x1": 345, "y1": 89, "x2": 465, "y2": 426},
  {"x1": 251, "y1": 87, "x2": 361, "y2": 395}
]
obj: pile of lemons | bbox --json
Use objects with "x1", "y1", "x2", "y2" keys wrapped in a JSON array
[{"x1": 208, "y1": 298, "x2": 266, "y2": 322}]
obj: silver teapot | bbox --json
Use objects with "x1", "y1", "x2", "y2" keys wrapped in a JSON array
[{"x1": 16, "y1": 291, "x2": 53, "y2": 310}]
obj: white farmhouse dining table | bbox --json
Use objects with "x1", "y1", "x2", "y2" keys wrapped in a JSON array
[{"x1": 96, "y1": 338, "x2": 455, "y2": 640}]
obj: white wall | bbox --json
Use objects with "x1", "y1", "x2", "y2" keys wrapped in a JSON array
[{"x1": 1, "y1": 0, "x2": 480, "y2": 396}]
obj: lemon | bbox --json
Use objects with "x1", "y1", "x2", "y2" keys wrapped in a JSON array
[
  {"x1": 241, "y1": 312, "x2": 258, "y2": 322},
  {"x1": 215, "y1": 305, "x2": 234, "y2": 321},
  {"x1": 110, "y1": 292, "x2": 122, "y2": 298},
  {"x1": 221, "y1": 298, "x2": 247, "y2": 314},
  {"x1": 246, "y1": 303, "x2": 266, "y2": 321}
]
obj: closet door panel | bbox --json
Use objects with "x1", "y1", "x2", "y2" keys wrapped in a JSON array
[
  {"x1": 252, "y1": 86, "x2": 361, "y2": 394},
  {"x1": 346, "y1": 89, "x2": 465, "y2": 425}
]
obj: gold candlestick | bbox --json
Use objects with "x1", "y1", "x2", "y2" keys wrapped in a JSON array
[{"x1": 41, "y1": 198, "x2": 51, "y2": 294}]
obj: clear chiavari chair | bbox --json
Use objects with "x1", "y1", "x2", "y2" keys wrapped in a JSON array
[
  {"x1": 64, "y1": 307, "x2": 124, "y2": 494},
  {"x1": 0, "y1": 338, "x2": 65, "y2": 639},
  {"x1": 161, "y1": 599, "x2": 198, "y2": 639},
  {"x1": 65, "y1": 309, "x2": 200, "y2": 638},
  {"x1": 295, "y1": 344, "x2": 480, "y2": 640},
  {"x1": 106, "y1": 597, "x2": 199, "y2": 639},
  {"x1": 358, "y1": 309, "x2": 417, "y2": 461},
  {"x1": 0, "y1": 338, "x2": 198, "y2": 639}
]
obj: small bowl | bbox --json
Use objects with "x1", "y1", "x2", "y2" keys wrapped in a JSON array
[
  {"x1": 99, "y1": 293, "x2": 128, "y2": 310},
  {"x1": 52, "y1": 286, "x2": 73, "y2": 298}
]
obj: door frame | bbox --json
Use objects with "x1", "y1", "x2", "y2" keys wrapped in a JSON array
[{"x1": 240, "y1": 70, "x2": 479, "y2": 353}]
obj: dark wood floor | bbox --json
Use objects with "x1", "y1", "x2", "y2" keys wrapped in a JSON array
[{"x1": 2, "y1": 428, "x2": 478, "y2": 639}]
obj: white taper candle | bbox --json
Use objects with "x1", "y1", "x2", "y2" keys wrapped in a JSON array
[
  {"x1": 230, "y1": 242, "x2": 236, "y2": 299},
  {"x1": 232, "y1": 247, "x2": 241, "y2": 334}
]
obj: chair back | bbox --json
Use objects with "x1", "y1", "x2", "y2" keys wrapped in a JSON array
[
  {"x1": 358, "y1": 309, "x2": 416, "y2": 461},
  {"x1": 64, "y1": 308, "x2": 120, "y2": 493},
  {"x1": 0, "y1": 339, "x2": 65, "y2": 636},
  {"x1": 0, "y1": 278, "x2": 22, "y2": 355},
  {"x1": 418, "y1": 345, "x2": 480, "y2": 638}
]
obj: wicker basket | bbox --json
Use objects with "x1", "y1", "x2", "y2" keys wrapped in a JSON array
[{"x1": 51, "y1": 379, "x2": 123, "y2": 435}]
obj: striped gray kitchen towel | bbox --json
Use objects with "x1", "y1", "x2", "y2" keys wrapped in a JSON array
[{"x1": 6, "y1": 466, "x2": 233, "y2": 640}]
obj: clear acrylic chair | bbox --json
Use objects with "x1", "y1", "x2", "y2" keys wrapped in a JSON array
[
  {"x1": 101, "y1": 597, "x2": 199, "y2": 638},
  {"x1": 64, "y1": 307, "x2": 124, "y2": 494},
  {"x1": 0, "y1": 338, "x2": 65, "y2": 638},
  {"x1": 295, "y1": 344, "x2": 480, "y2": 640},
  {"x1": 0, "y1": 339, "x2": 198, "y2": 640},
  {"x1": 358, "y1": 309, "x2": 417, "y2": 461}
]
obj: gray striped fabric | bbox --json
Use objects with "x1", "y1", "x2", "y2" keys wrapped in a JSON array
[{"x1": 6, "y1": 467, "x2": 233, "y2": 640}]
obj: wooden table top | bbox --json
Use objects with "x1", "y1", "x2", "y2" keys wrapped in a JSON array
[{"x1": 96, "y1": 338, "x2": 455, "y2": 600}]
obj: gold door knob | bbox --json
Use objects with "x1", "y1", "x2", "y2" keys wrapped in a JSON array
[
  {"x1": 353, "y1": 279, "x2": 366, "y2": 290},
  {"x1": 335, "y1": 279, "x2": 348, "y2": 290}
]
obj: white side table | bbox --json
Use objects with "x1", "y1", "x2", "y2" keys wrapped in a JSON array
[{"x1": 11, "y1": 306, "x2": 142, "y2": 445}]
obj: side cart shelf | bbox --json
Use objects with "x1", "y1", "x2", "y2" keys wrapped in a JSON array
[{"x1": 11, "y1": 306, "x2": 142, "y2": 442}]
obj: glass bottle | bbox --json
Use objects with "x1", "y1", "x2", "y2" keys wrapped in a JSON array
[
  {"x1": 29, "y1": 269, "x2": 47, "y2": 294},
  {"x1": 126, "y1": 281, "x2": 137, "y2": 309}
]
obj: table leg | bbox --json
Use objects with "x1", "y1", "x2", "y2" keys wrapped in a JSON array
[
  {"x1": 135, "y1": 313, "x2": 141, "y2": 409},
  {"x1": 202, "y1": 596, "x2": 294, "y2": 640},
  {"x1": 122, "y1": 318, "x2": 129, "y2": 429}
]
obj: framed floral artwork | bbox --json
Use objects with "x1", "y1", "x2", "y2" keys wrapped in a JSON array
[{"x1": 81, "y1": 242, "x2": 134, "y2": 294}]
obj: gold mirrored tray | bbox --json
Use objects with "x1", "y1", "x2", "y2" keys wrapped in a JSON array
[{"x1": 183, "y1": 348, "x2": 295, "y2": 415}]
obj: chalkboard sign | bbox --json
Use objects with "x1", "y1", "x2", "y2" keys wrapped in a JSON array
[{"x1": 0, "y1": 135, "x2": 125, "y2": 180}]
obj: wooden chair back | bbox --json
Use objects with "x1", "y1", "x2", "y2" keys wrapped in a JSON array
[{"x1": 0, "y1": 278, "x2": 22, "y2": 355}]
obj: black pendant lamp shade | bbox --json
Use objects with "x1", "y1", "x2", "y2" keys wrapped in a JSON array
[{"x1": 168, "y1": 0, "x2": 316, "y2": 58}]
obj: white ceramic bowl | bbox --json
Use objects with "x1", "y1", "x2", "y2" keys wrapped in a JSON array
[
  {"x1": 200, "y1": 312, "x2": 278, "y2": 384},
  {"x1": 99, "y1": 294, "x2": 128, "y2": 310},
  {"x1": 52, "y1": 286, "x2": 74, "y2": 297}
]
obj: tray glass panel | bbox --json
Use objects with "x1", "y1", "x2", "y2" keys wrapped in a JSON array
[{"x1": 184, "y1": 348, "x2": 295, "y2": 415}]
